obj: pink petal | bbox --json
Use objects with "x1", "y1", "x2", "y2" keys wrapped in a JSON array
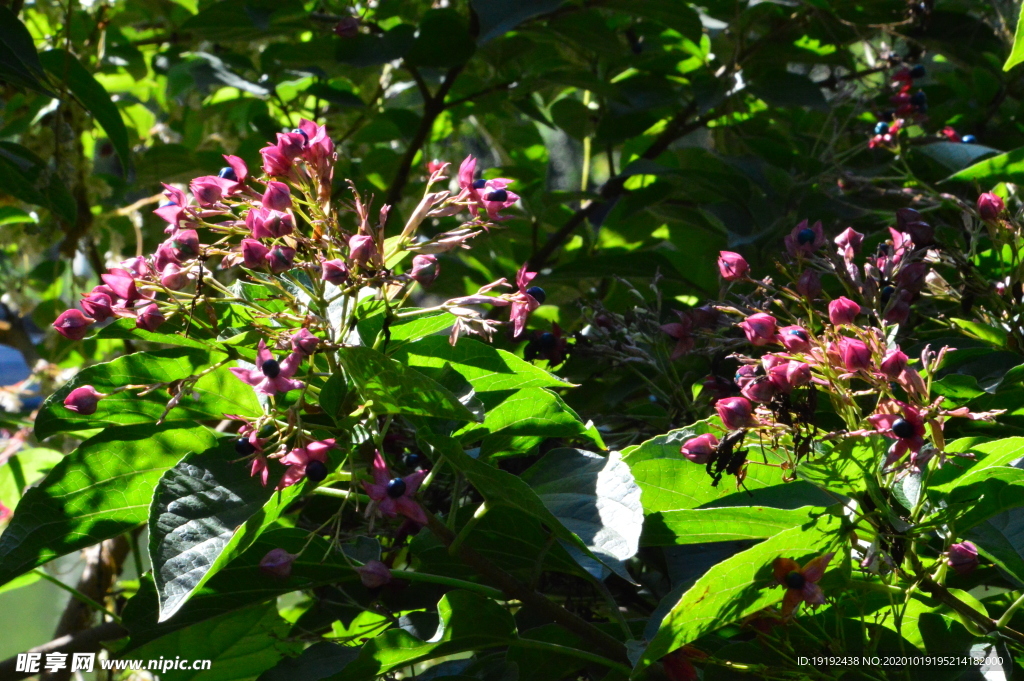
[
  {"x1": 279, "y1": 351, "x2": 303, "y2": 378},
  {"x1": 370, "y1": 450, "x2": 392, "y2": 486},
  {"x1": 230, "y1": 367, "x2": 263, "y2": 386},
  {"x1": 256, "y1": 339, "x2": 273, "y2": 367},
  {"x1": 281, "y1": 448, "x2": 311, "y2": 466},
  {"x1": 403, "y1": 469, "x2": 428, "y2": 496},
  {"x1": 396, "y1": 497, "x2": 428, "y2": 524}
]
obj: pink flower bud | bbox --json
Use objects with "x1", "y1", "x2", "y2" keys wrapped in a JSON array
[
  {"x1": 262, "y1": 181, "x2": 292, "y2": 212},
  {"x1": 410, "y1": 254, "x2": 440, "y2": 286},
  {"x1": 80, "y1": 288, "x2": 114, "y2": 322},
  {"x1": 321, "y1": 258, "x2": 349, "y2": 286},
  {"x1": 896, "y1": 207, "x2": 922, "y2": 230},
  {"x1": 53, "y1": 309, "x2": 95, "y2": 341},
  {"x1": 356, "y1": 560, "x2": 393, "y2": 589},
  {"x1": 247, "y1": 208, "x2": 294, "y2": 239},
  {"x1": 737, "y1": 313, "x2": 777, "y2": 346},
  {"x1": 977, "y1": 192, "x2": 1005, "y2": 221},
  {"x1": 154, "y1": 242, "x2": 179, "y2": 271},
  {"x1": 190, "y1": 176, "x2": 229, "y2": 207},
  {"x1": 741, "y1": 378, "x2": 775, "y2": 403},
  {"x1": 266, "y1": 245, "x2": 296, "y2": 274},
  {"x1": 946, "y1": 541, "x2": 978, "y2": 575},
  {"x1": 716, "y1": 396, "x2": 754, "y2": 430},
  {"x1": 897, "y1": 262, "x2": 928, "y2": 292},
  {"x1": 838, "y1": 337, "x2": 872, "y2": 372},
  {"x1": 101, "y1": 269, "x2": 140, "y2": 302},
  {"x1": 702, "y1": 375, "x2": 734, "y2": 401},
  {"x1": 796, "y1": 269, "x2": 821, "y2": 300},
  {"x1": 834, "y1": 227, "x2": 864, "y2": 253},
  {"x1": 241, "y1": 239, "x2": 270, "y2": 269},
  {"x1": 717, "y1": 251, "x2": 749, "y2": 281},
  {"x1": 681, "y1": 433, "x2": 719, "y2": 464},
  {"x1": 904, "y1": 220, "x2": 933, "y2": 246},
  {"x1": 136, "y1": 304, "x2": 166, "y2": 332},
  {"x1": 160, "y1": 264, "x2": 188, "y2": 291},
  {"x1": 880, "y1": 348, "x2": 908, "y2": 379},
  {"x1": 259, "y1": 548, "x2": 298, "y2": 579},
  {"x1": 828, "y1": 297, "x2": 860, "y2": 325},
  {"x1": 883, "y1": 289, "x2": 913, "y2": 324},
  {"x1": 64, "y1": 385, "x2": 106, "y2": 415},
  {"x1": 777, "y1": 326, "x2": 811, "y2": 353},
  {"x1": 769, "y1": 360, "x2": 811, "y2": 393},
  {"x1": 291, "y1": 329, "x2": 319, "y2": 356},
  {"x1": 260, "y1": 145, "x2": 292, "y2": 176},
  {"x1": 349, "y1": 234, "x2": 376, "y2": 265},
  {"x1": 275, "y1": 131, "x2": 306, "y2": 160}
]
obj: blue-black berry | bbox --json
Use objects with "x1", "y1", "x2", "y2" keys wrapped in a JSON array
[
  {"x1": 403, "y1": 452, "x2": 423, "y2": 469},
  {"x1": 262, "y1": 359, "x2": 281, "y2": 378},
  {"x1": 386, "y1": 477, "x2": 407, "y2": 498},
  {"x1": 910, "y1": 64, "x2": 926, "y2": 79},
  {"x1": 787, "y1": 328, "x2": 809, "y2": 341},
  {"x1": 784, "y1": 571, "x2": 806, "y2": 589},
  {"x1": 874, "y1": 121, "x2": 889, "y2": 135},
  {"x1": 526, "y1": 286, "x2": 546, "y2": 304},
  {"x1": 218, "y1": 167, "x2": 237, "y2": 181},
  {"x1": 472, "y1": 179, "x2": 487, "y2": 189},
  {"x1": 797, "y1": 228, "x2": 816, "y2": 245},
  {"x1": 291, "y1": 128, "x2": 309, "y2": 142},
  {"x1": 538, "y1": 332, "x2": 557, "y2": 350},
  {"x1": 892, "y1": 418, "x2": 915, "y2": 439},
  {"x1": 880, "y1": 286, "x2": 895, "y2": 306},
  {"x1": 159, "y1": 199, "x2": 177, "y2": 207},
  {"x1": 962, "y1": 134, "x2": 976, "y2": 144},
  {"x1": 485, "y1": 189, "x2": 508, "y2": 203},
  {"x1": 305, "y1": 460, "x2": 328, "y2": 482},
  {"x1": 910, "y1": 91, "x2": 927, "y2": 107},
  {"x1": 235, "y1": 438, "x2": 256, "y2": 456}
]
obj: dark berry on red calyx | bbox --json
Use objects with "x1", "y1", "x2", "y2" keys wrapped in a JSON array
[
  {"x1": 874, "y1": 122, "x2": 889, "y2": 135},
  {"x1": 386, "y1": 477, "x2": 407, "y2": 498},
  {"x1": 235, "y1": 438, "x2": 256, "y2": 456},
  {"x1": 218, "y1": 167, "x2": 238, "y2": 181},
  {"x1": 911, "y1": 91, "x2": 927, "y2": 107},
  {"x1": 882, "y1": 109, "x2": 895, "y2": 121},
  {"x1": 485, "y1": 189, "x2": 508, "y2": 203},
  {"x1": 910, "y1": 64, "x2": 926, "y2": 79},
  {"x1": 538, "y1": 332, "x2": 557, "y2": 350},
  {"x1": 305, "y1": 460, "x2": 328, "y2": 483},
  {"x1": 797, "y1": 228, "x2": 816, "y2": 245},
  {"x1": 962, "y1": 134, "x2": 976, "y2": 144},
  {"x1": 262, "y1": 359, "x2": 281, "y2": 378},
  {"x1": 892, "y1": 418, "x2": 915, "y2": 439},
  {"x1": 159, "y1": 199, "x2": 177, "y2": 207},
  {"x1": 880, "y1": 286, "x2": 895, "y2": 306},
  {"x1": 784, "y1": 571, "x2": 806, "y2": 589},
  {"x1": 403, "y1": 452, "x2": 423, "y2": 469},
  {"x1": 291, "y1": 128, "x2": 309, "y2": 142},
  {"x1": 787, "y1": 328, "x2": 808, "y2": 341},
  {"x1": 526, "y1": 286, "x2": 546, "y2": 304},
  {"x1": 472, "y1": 179, "x2": 488, "y2": 189}
]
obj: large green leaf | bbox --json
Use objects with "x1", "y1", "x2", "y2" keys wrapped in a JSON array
[
  {"x1": 417, "y1": 428, "x2": 625, "y2": 581},
  {"x1": 39, "y1": 49, "x2": 131, "y2": 173},
  {"x1": 965, "y1": 509, "x2": 1024, "y2": 587},
  {"x1": 634, "y1": 513, "x2": 841, "y2": 675},
  {"x1": 322, "y1": 591, "x2": 517, "y2": 680},
  {"x1": 933, "y1": 466, "x2": 1024, "y2": 532},
  {"x1": 1005, "y1": 2, "x2": 1024, "y2": 71},
  {"x1": 0, "y1": 7, "x2": 54, "y2": 94},
  {"x1": 927, "y1": 437, "x2": 1024, "y2": 494},
  {"x1": 600, "y1": 0, "x2": 702, "y2": 41},
  {"x1": 945, "y1": 146, "x2": 1024, "y2": 185},
  {"x1": 0, "y1": 142, "x2": 76, "y2": 222},
  {"x1": 470, "y1": 0, "x2": 565, "y2": 42},
  {"x1": 338, "y1": 345, "x2": 480, "y2": 422},
  {"x1": 127, "y1": 601, "x2": 301, "y2": 681},
  {"x1": 641, "y1": 506, "x2": 820, "y2": 546},
  {"x1": 917, "y1": 141, "x2": 1000, "y2": 172},
  {"x1": 522, "y1": 448, "x2": 643, "y2": 580},
  {"x1": 0, "y1": 423, "x2": 217, "y2": 587},
  {"x1": 35, "y1": 348, "x2": 261, "y2": 439},
  {"x1": 123, "y1": 528, "x2": 363, "y2": 649},
  {"x1": 149, "y1": 441, "x2": 279, "y2": 622},
  {"x1": 390, "y1": 336, "x2": 572, "y2": 392},
  {"x1": 454, "y1": 388, "x2": 587, "y2": 443}
]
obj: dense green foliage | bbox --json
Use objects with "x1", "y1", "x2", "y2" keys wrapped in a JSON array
[{"x1": 9, "y1": 1, "x2": 1024, "y2": 680}]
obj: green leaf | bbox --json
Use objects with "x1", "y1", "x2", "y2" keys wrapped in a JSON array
[
  {"x1": 641, "y1": 506, "x2": 821, "y2": 546},
  {"x1": 149, "y1": 440, "x2": 279, "y2": 622},
  {"x1": 406, "y1": 9, "x2": 475, "y2": 68},
  {"x1": 335, "y1": 24, "x2": 416, "y2": 67},
  {"x1": 965, "y1": 509, "x2": 1024, "y2": 587},
  {"x1": 635, "y1": 513, "x2": 841, "y2": 674},
  {"x1": 949, "y1": 317, "x2": 1008, "y2": 347},
  {"x1": 0, "y1": 6, "x2": 54, "y2": 95},
  {"x1": 180, "y1": 0, "x2": 307, "y2": 41},
  {"x1": 320, "y1": 591, "x2": 517, "y2": 680},
  {"x1": 935, "y1": 466, "x2": 1024, "y2": 531},
  {"x1": 0, "y1": 142, "x2": 76, "y2": 223},
  {"x1": 0, "y1": 447, "x2": 64, "y2": 509},
  {"x1": 522, "y1": 448, "x2": 644, "y2": 580},
  {"x1": 748, "y1": 71, "x2": 828, "y2": 111},
  {"x1": 123, "y1": 528, "x2": 364, "y2": 648},
  {"x1": 35, "y1": 348, "x2": 261, "y2": 439},
  {"x1": 917, "y1": 142, "x2": 1000, "y2": 172},
  {"x1": 0, "y1": 423, "x2": 218, "y2": 587},
  {"x1": 927, "y1": 437, "x2": 1024, "y2": 494},
  {"x1": 600, "y1": 0, "x2": 702, "y2": 42},
  {"x1": 127, "y1": 601, "x2": 301, "y2": 681},
  {"x1": 258, "y1": 642, "x2": 359, "y2": 681},
  {"x1": 471, "y1": 0, "x2": 565, "y2": 43},
  {"x1": 39, "y1": 49, "x2": 131, "y2": 174},
  {"x1": 417, "y1": 428, "x2": 625, "y2": 581},
  {"x1": 454, "y1": 388, "x2": 587, "y2": 443},
  {"x1": 338, "y1": 345, "x2": 480, "y2": 422},
  {"x1": 946, "y1": 145, "x2": 1024, "y2": 185},
  {"x1": 1005, "y1": 2, "x2": 1024, "y2": 71},
  {"x1": 390, "y1": 336, "x2": 572, "y2": 392}
]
